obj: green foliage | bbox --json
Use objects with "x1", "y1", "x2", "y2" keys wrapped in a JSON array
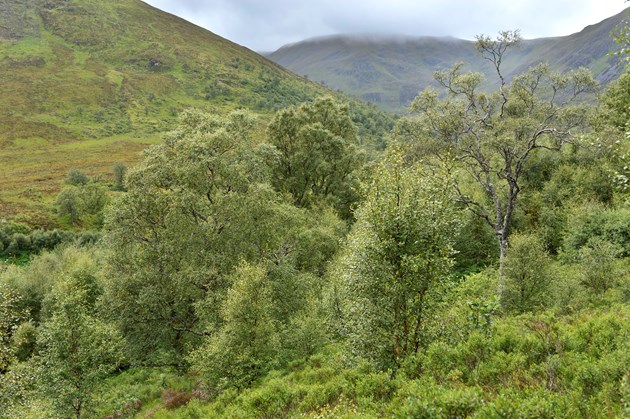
[
  {"x1": 267, "y1": 96, "x2": 364, "y2": 219},
  {"x1": 55, "y1": 187, "x2": 86, "y2": 225},
  {"x1": 389, "y1": 378, "x2": 485, "y2": 418},
  {"x1": 0, "y1": 286, "x2": 26, "y2": 373},
  {"x1": 0, "y1": 245, "x2": 103, "y2": 326},
  {"x1": 37, "y1": 271, "x2": 126, "y2": 418},
  {"x1": 402, "y1": 34, "x2": 598, "y2": 275},
  {"x1": 190, "y1": 262, "x2": 280, "y2": 389},
  {"x1": 336, "y1": 149, "x2": 461, "y2": 369},
  {"x1": 562, "y1": 203, "x2": 630, "y2": 259},
  {"x1": 112, "y1": 161, "x2": 127, "y2": 191},
  {"x1": 2, "y1": 0, "x2": 390, "y2": 219},
  {"x1": 501, "y1": 233, "x2": 552, "y2": 313},
  {"x1": 0, "y1": 224, "x2": 100, "y2": 265},
  {"x1": 594, "y1": 68, "x2": 630, "y2": 205},
  {"x1": 90, "y1": 367, "x2": 185, "y2": 418},
  {"x1": 55, "y1": 181, "x2": 109, "y2": 227},
  {"x1": 142, "y1": 302, "x2": 630, "y2": 417},
  {"x1": 0, "y1": 359, "x2": 37, "y2": 418},
  {"x1": 11, "y1": 321, "x2": 36, "y2": 362},
  {"x1": 102, "y1": 109, "x2": 260, "y2": 364},
  {"x1": 595, "y1": 70, "x2": 630, "y2": 133},
  {"x1": 65, "y1": 168, "x2": 89, "y2": 186},
  {"x1": 102, "y1": 109, "x2": 344, "y2": 366},
  {"x1": 452, "y1": 211, "x2": 498, "y2": 274},
  {"x1": 1, "y1": 48, "x2": 629, "y2": 416},
  {"x1": 577, "y1": 238, "x2": 623, "y2": 297}
]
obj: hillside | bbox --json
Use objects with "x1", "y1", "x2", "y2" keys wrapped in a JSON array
[
  {"x1": 268, "y1": 8, "x2": 629, "y2": 112},
  {"x1": 0, "y1": 0, "x2": 376, "y2": 222},
  {"x1": 1, "y1": 3, "x2": 629, "y2": 417}
]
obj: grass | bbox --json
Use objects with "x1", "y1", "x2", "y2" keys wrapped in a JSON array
[{"x1": 0, "y1": 0, "x2": 395, "y2": 224}]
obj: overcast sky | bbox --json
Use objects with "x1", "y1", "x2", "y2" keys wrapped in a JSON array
[{"x1": 143, "y1": 0, "x2": 629, "y2": 52}]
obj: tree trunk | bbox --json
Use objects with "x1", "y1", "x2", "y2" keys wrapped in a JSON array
[
  {"x1": 75, "y1": 398, "x2": 82, "y2": 419},
  {"x1": 497, "y1": 233, "x2": 508, "y2": 290}
]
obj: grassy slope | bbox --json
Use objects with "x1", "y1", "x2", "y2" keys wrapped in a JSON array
[
  {"x1": 268, "y1": 8, "x2": 628, "y2": 113},
  {"x1": 0, "y1": 0, "x2": 368, "y2": 224}
]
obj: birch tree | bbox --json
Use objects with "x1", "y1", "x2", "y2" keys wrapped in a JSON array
[{"x1": 406, "y1": 31, "x2": 597, "y2": 277}]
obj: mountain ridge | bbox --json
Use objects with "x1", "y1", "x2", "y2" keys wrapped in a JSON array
[{"x1": 267, "y1": 7, "x2": 629, "y2": 112}]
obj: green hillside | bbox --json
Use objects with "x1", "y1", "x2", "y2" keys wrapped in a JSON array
[
  {"x1": 0, "y1": 0, "x2": 372, "y2": 222},
  {"x1": 268, "y1": 8, "x2": 628, "y2": 112},
  {"x1": 1, "y1": 7, "x2": 628, "y2": 416}
]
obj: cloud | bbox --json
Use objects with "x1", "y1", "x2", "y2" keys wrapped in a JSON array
[{"x1": 144, "y1": 0, "x2": 629, "y2": 51}]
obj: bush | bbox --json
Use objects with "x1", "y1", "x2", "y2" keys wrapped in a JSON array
[
  {"x1": 55, "y1": 187, "x2": 85, "y2": 225},
  {"x1": 578, "y1": 238, "x2": 623, "y2": 297},
  {"x1": 65, "y1": 168, "x2": 89, "y2": 186},
  {"x1": 562, "y1": 204, "x2": 630, "y2": 260},
  {"x1": 501, "y1": 233, "x2": 552, "y2": 313},
  {"x1": 389, "y1": 379, "x2": 483, "y2": 418},
  {"x1": 112, "y1": 162, "x2": 127, "y2": 191},
  {"x1": 11, "y1": 321, "x2": 36, "y2": 361}
]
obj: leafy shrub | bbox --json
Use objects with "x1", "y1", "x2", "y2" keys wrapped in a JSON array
[
  {"x1": 65, "y1": 168, "x2": 89, "y2": 186},
  {"x1": 389, "y1": 379, "x2": 483, "y2": 418},
  {"x1": 355, "y1": 372, "x2": 398, "y2": 402},
  {"x1": 562, "y1": 204, "x2": 630, "y2": 260},
  {"x1": 501, "y1": 233, "x2": 552, "y2": 313},
  {"x1": 112, "y1": 162, "x2": 127, "y2": 191},
  {"x1": 55, "y1": 187, "x2": 85, "y2": 225},
  {"x1": 577, "y1": 238, "x2": 623, "y2": 296}
]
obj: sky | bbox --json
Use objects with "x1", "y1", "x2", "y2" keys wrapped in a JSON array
[{"x1": 143, "y1": 0, "x2": 629, "y2": 52}]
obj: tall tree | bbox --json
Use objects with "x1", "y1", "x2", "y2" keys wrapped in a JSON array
[
  {"x1": 102, "y1": 109, "x2": 343, "y2": 365},
  {"x1": 336, "y1": 149, "x2": 460, "y2": 369},
  {"x1": 102, "y1": 109, "x2": 276, "y2": 364},
  {"x1": 267, "y1": 96, "x2": 364, "y2": 219},
  {"x1": 405, "y1": 31, "x2": 597, "y2": 277}
]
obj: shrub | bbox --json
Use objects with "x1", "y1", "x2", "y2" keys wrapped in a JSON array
[
  {"x1": 65, "y1": 168, "x2": 89, "y2": 186},
  {"x1": 578, "y1": 238, "x2": 623, "y2": 297},
  {"x1": 501, "y1": 233, "x2": 552, "y2": 313},
  {"x1": 55, "y1": 187, "x2": 85, "y2": 225},
  {"x1": 112, "y1": 162, "x2": 127, "y2": 191}
]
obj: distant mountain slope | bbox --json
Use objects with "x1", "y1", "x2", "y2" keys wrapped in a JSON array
[
  {"x1": 0, "y1": 0, "x2": 323, "y2": 143},
  {"x1": 0, "y1": 0, "x2": 389, "y2": 221},
  {"x1": 268, "y1": 8, "x2": 629, "y2": 113}
]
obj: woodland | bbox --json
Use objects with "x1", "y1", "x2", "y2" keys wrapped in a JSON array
[{"x1": 1, "y1": 16, "x2": 630, "y2": 419}]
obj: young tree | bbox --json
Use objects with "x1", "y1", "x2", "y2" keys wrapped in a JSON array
[
  {"x1": 55, "y1": 187, "x2": 85, "y2": 225},
  {"x1": 0, "y1": 287, "x2": 25, "y2": 375},
  {"x1": 112, "y1": 162, "x2": 127, "y2": 191},
  {"x1": 189, "y1": 262, "x2": 279, "y2": 388},
  {"x1": 595, "y1": 69, "x2": 630, "y2": 203},
  {"x1": 337, "y1": 149, "x2": 460, "y2": 369},
  {"x1": 578, "y1": 237, "x2": 623, "y2": 297},
  {"x1": 65, "y1": 168, "x2": 89, "y2": 186},
  {"x1": 37, "y1": 273, "x2": 125, "y2": 419},
  {"x1": 405, "y1": 31, "x2": 597, "y2": 277},
  {"x1": 501, "y1": 233, "x2": 552, "y2": 312},
  {"x1": 102, "y1": 109, "x2": 264, "y2": 364}
]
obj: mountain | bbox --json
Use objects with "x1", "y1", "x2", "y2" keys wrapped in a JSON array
[
  {"x1": 0, "y1": 0, "x2": 384, "y2": 222},
  {"x1": 267, "y1": 8, "x2": 629, "y2": 113}
]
